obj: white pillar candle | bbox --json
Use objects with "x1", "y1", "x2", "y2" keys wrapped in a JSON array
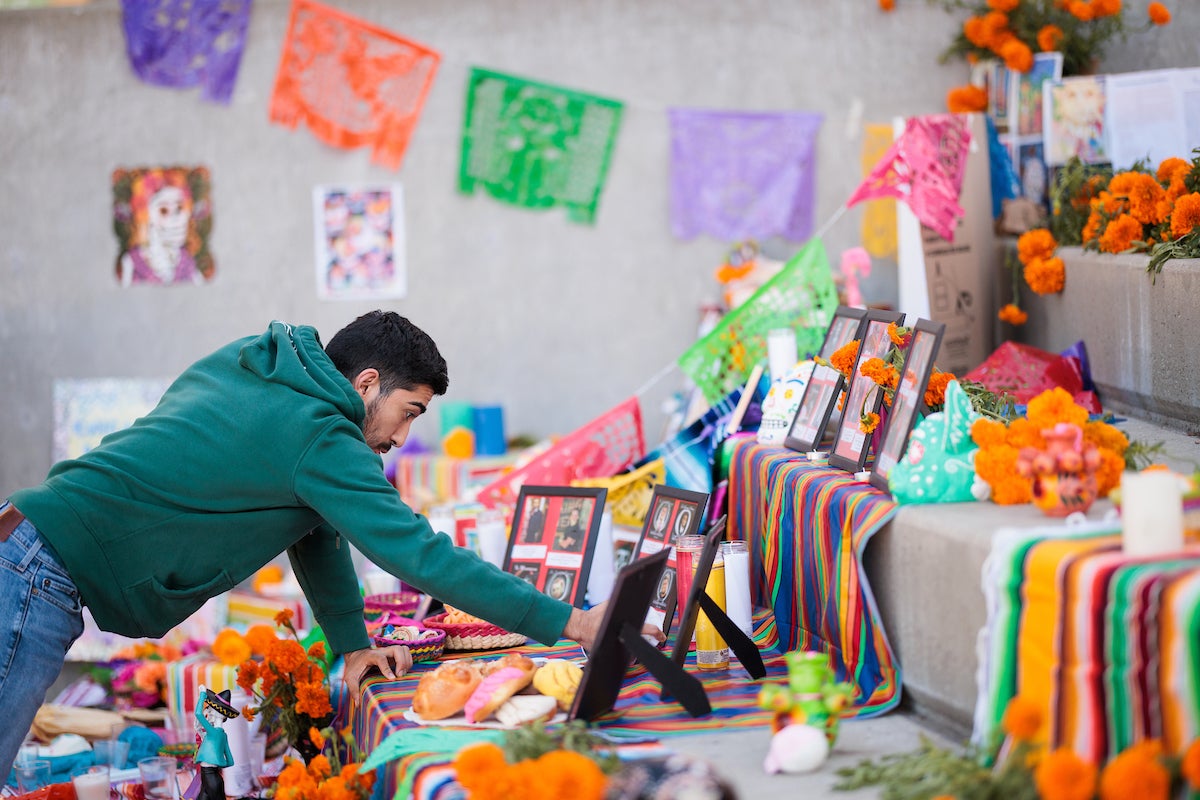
[
  {"x1": 720, "y1": 541, "x2": 754, "y2": 638},
  {"x1": 221, "y1": 689, "x2": 257, "y2": 797},
  {"x1": 476, "y1": 509, "x2": 510, "y2": 568},
  {"x1": 586, "y1": 510, "x2": 616, "y2": 605},
  {"x1": 767, "y1": 328, "x2": 799, "y2": 384},
  {"x1": 72, "y1": 769, "x2": 110, "y2": 800},
  {"x1": 1121, "y1": 470, "x2": 1184, "y2": 557}
]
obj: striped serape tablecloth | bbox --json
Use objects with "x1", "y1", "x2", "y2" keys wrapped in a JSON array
[
  {"x1": 352, "y1": 609, "x2": 787, "y2": 800},
  {"x1": 973, "y1": 518, "x2": 1200, "y2": 764},
  {"x1": 725, "y1": 439, "x2": 901, "y2": 717}
]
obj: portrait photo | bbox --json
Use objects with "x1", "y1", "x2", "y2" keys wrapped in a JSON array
[
  {"x1": 544, "y1": 569, "x2": 575, "y2": 603},
  {"x1": 672, "y1": 504, "x2": 696, "y2": 543},
  {"x1": 521, "y1": 496, "x2": 549, "y2": 544},
  {"x1": 647, "y1": 498, "x2": 672, "y2": 542},
  {"x1": 650, "y1": 566, "x2": 676, "y2": 613},
  {"x1": 511, "y1": 561, "x2": 541, "y2": 586},
  {"x1": 553, "y1": 497, "x2": 592, "y2": 553}
]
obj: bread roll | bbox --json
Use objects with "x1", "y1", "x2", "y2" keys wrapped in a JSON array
[
  {"x1": 480, "y1": 654, "x2": 537, "y2": 679},
  {"x1": 494, "y1": 694, "x2": 558, "y2": 727},
  {"x1": 463, "y1": 666, "x2": 535, "y2": 723},
  {"x1": 412, "y1": 661, "x2": 482, "y2": 720}
]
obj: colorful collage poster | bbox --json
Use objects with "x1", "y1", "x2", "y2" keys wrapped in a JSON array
[
  {"x1": 502, "y1": 486, "x2": 606, "y2": 608},
  {"x1": 1004, "y1": 53, "x2": 1062, "y2": 214},
  {"x1": 1043, "y1": 75, "x2": 1108, "y2": 166},
  {"x1": 632, "y1": 486, "x2": 708, "y2": 635},
  {"x1": 312, "y1": 185, "x2": 406, "y2": 301},
  {"x1": 53, "y1": 378, "x2": 170, "y2": 463}
]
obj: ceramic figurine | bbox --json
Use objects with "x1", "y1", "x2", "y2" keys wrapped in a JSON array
[
  {"x1": 763, "y1": 723, "x2": 830, "y2": 774},
  {"x1": 758, "y1": 650, "x2": 855, "y2": 745},
  {"x1": 194, "y1": 685, "x2": 238, "y2": 800}
]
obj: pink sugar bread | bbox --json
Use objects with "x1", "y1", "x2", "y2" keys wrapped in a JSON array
[{"x1": 464, "y1": 666, "x2": 527, "y2": 723}]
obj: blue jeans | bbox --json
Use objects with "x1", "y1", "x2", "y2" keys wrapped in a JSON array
[{"x1": 0, "y1": 503, "x2": 84, "y2": 777}]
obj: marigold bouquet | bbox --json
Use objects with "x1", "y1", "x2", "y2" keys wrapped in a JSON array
[
  {"x1": 235, "y1": 611, "x2": 333, "y2": 760},
  {"x1": 453, "y1": 720, "x2": 618, "y2": 800},
  {"x1": 970, "y1": 387, "x2": 1127, "y2": 504},
  {"x1": 273, "y1": 725, "x2": 375, "y2": 800},
  {"x1": 931, "y1": 0, "x2": 1171, "y2": 78},
  {"x1": 835, "y1": 694, "x2": 1200, "y2": 799},
  {"x1": 824, "y1": 322, "x2": 957, "y2": 436}
]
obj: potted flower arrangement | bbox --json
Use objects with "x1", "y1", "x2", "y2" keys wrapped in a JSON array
[{"x1": 234, "y1": 611, "x2": 333, "y2": 764}]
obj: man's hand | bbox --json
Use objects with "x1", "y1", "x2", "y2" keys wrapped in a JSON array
[
  {"x1": 562, "y1": 603, "x2": 665, "y2": 652},
  {"x1": 342, "y1": 645, "x2": 412, "y2": 699}
]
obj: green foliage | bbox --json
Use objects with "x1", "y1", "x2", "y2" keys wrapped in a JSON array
[
  {"x1": 1049, "y1": 157, "x2": 1112, "y2": 246},
  {"x1": 958, "y1": 379, "x2": 1019, "y2": 422},
  {"x1": 1123, "y1": 439, "x2": 1167, "y2": 471}
]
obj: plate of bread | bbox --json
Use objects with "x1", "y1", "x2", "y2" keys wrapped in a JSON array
[{"x1": 406, "y1": 654, "x2": 585, "y2": 728}]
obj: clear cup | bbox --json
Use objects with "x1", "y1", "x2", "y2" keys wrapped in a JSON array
[
  {"x1": 72, "y1": 765, "x2": 111, "y2": 800},
  {"x1": 139, "y1": 756, "x2": 178, "y2": 800},
  {"x1": 15, "y1": 759, "x2": 51, "y2": 794},
  {"x1": 16, "y1": 741, "x2": 40, "y2": 766},
  {"x1": 94, "y1": 738, "x2": 132, "y2": 768}
]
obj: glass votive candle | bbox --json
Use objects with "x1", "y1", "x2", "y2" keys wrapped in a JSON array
[{"x1": 72, "y1": 766, "x2": 111, "y2": 800}]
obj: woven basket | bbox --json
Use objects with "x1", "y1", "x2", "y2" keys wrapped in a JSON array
[
  {"x1": 373, "y1": 626, "x2": 446, "y2": 663},
  {"x1": 423, "y1": 612, "x2": 527, "y2": 651},
  {"x1": 573, "y1": 457, "x2": 664, "y2": 527},
  {"x1": 364, "y1": 591, "x2": 421, "y2": 617}
]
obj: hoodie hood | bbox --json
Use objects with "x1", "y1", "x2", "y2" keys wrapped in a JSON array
[{"x1": 238, "y1": 321, "x2": 365, "y2": 426}]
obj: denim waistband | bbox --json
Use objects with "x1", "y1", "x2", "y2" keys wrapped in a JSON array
[{"x1": 1, "y1": 500, "x2": 69, "y2": 574}]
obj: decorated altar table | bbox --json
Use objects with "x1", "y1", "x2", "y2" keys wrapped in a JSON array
[
  {"x1": 350, "y1": 610, "x2": 787, "y2": 800},
  {"x1": 725, "y1": 437, "x2": 901, "y2": 717}
]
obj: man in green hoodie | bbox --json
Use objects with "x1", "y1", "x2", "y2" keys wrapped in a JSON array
[{"x1": 0, "y1": 310, "x2": 630, "y2": 774}]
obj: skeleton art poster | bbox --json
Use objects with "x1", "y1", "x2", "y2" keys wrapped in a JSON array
[
  {"x1": 313, "y1": 184, "x2": 407, "y2": 301},
  {"x1": 112, "y1": 166, "x2": 215, "y2": 287}
]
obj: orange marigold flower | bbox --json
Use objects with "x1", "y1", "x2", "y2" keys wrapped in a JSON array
[
  {"x1": 994, "y1": 475, "x2": 1034, "y2": 504},
  {"x1": 240, "y1": 706, "x2": 255, "y2": 721},
  {"x1": 1156, "y1": 157, "x2": 1189, "y2": 186},
  {"x1": 860, "y1": 357, "x2": 893, "y2": 387},
  {"x1": 212, "y1": 629, "x2": 252, "y2": 667},
  {"x1": 830, "y1": 340, "x2": 860, "y2": 378},
  {"x1": 1036, "y1": 747, "x2": 1098, "y2": 800},
  {"x1": 1115, "y1": 172, "x2": 1168, "y2": 225},
  {"x1": 1027, "y1": 387, "x2": 1090, "y2": 430},
  {"x1": 1098, "y1": 741, "x2": 1170, "y2": 800},
  {"x1": 453, "y1": 743, "x2": 509, "y2": 792},
  {"x1": 988, "y1": 0, "x2": 1019, "y2": 8},
  {"x1": 309, "y1": 726, "x2": 325, "y2": 751},
  {"x1": 963, "y1": 16, "x2": 989, "y2": 47},
  {"x1": 925, "y1": 372, "x2": 955, "y2": 408},
  {"x1": 1091, "y1": 0, "x2": 1122, "y2": 16},
  {"x1": 274, "y1": 608, "x2": 295, "y2": 627},
  {"x1": 307, "y1": 641, "x2": 327, "y2": 660},
  {"x1": 1095, "y1": 448, "x2": 1125, "y2": 497},
  {"x1": 1182, "y1": 738, "x2": 1200, "y2": 789},
  {"x1": 1082, "y1": 211, "x2": 1104, "y2": 244},
  {"x1": 306, "y1": 753, "x2": 332, "y2": 781},
  {"x1": 879, "y1": 0, "x2": 895, "y2": 10},
  {"x1": 1069, "y1": 0, "x2": 1095, "y2": 20},
  {"x1": 1000, "y1": 38, "x2": 1034, "y2": 72},
  {"x1": 1025, "y1": 256, "x2": 1066, "y2": 295},
  {"x1": 887, "y1": 322, "x2": 912, "y2": 348},
  {"x1": 536, "y1": 750, "x2": 608, "y2": 800},
  {"x1": 295, "y1": 680, "x2": 333, "y2": 718},
  {"x1": 1083, "y1": 421, "x2": 1128, "y2": 456},
  {"x1": 947, "y1": 84, "x2": 989, "y2": 113},
  {"x1": 1037, "y1": 24, "x2": 1064, "y2": 51},
  {"x1": 998, "y1": 303, "x2": 1028, "y2": 325},
  {"x1": 267, "y1": 639, "x2": 308, "y2": 675},
  {"x1": 1170, "y1": 193, "x2": 1200, "y2": 239},
  {"x1": 245, "y1": 624, "x2": 278, "y2": 657},
  {"x1": 860, "y1": 412, "x2": 881, "y2": 435},
  {"x1": 1002, "y1": 695, "x2": 1043, "y2": 741},
  {"x1": 974, "y1": 443, "x2": 1020, "y2": 485},
  {"x1": 971, "y1": 419, "x2": 1009, "y2": 448},
  {"x1": 1098, "y1": 213, "x2": 1144, "y2": 253},
  {"x1": 1006, "y1": 417, "x2": 1047, "y2": 450},
  {"x1": 1017, "y1": 228, "x2": 1057, "y2": 265},
  {"x1": 1148, "y1": 2, "x2": 1171, "y2": 24}
]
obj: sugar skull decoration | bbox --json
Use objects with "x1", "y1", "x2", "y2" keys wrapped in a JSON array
[
  {"x1": 888, "y1": 380, "x2": 985, "y2": 505},
  {"x1": 113, "y1": 166, "x2": 214, "y2": 286},
  {"x1": 756, "y1": 360, "x2": 816, "y2": 447}
]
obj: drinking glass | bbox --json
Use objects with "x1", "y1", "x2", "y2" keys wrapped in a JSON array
[
  {"x1": 15, "y1": 759, "x2": 51, "y2": 794},
  {"x1": 139, "y1": 756, "x2": 178, "y2": 800},
  {"x1": 94, "y1": 738, "x2": 131, "y2": 768}
]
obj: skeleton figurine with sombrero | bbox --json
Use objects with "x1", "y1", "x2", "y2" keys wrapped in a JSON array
[{"x1": 193, "y1": 684, "x2": 237, "y2": 800}]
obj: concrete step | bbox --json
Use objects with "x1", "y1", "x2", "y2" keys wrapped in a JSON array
[{"x1": 863, "y1": 415, "x2": 1200, "y2": 733}]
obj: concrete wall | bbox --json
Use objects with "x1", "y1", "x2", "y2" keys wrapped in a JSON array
[{"x1": 2, "y1": 1, "x2": 1196, "y2": 497}]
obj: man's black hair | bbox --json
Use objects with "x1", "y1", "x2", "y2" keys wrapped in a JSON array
[{"x1": 325, "y1": 310, "x2": 449, "y2": 396}]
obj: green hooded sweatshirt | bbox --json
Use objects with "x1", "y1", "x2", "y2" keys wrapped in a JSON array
[{"x1": 12, "y1": 321, "x2": 571, "y2": 654}]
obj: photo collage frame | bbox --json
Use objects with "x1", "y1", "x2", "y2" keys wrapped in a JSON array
[
  {"x1": 502, "y1": 485, "x2": 606, "y2": 608},
  {"x1": 783, "y1": 305, "x2": 868, "y2": 453},
  {"x1": 869, "y1": 320, "x2": 946, "y2": 492},
  {"x1": 827, "y1": 310, "x2": 904, "y2": 474},
  {"x1": 633, "y1": 486, "x2": 708, "y2": 637}
]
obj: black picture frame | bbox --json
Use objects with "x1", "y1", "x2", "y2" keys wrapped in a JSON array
[
  {"x1": 501, "y1": 485, "x2": 607, "y2": 608},
  {"x1": 783, "y1": 306, "x2": 869, "y2": 453},
  {"x1": 568, "y1": 549, "x2": 709, "y2": 720},
  {"x1": 668, "y1": 515, "x2": 765, "y2": 682},
  {"x1": 869, "y1": 320, "x2": 946, "y2": 492},
  {"x1": 827, "y1": 310, "x2": 905, "y2": 474},
  {"x1": 633, "y1": 485, "x2": 709, "y2": 640}
]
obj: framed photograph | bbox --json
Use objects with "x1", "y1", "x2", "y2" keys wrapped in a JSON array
[
  {"x1": 569, "y1": 549, "x2": 680, "y2": 721},
  {"x1": 312, "y1": 184, "x2": 406, "y2": 301},
  {"x1": 501, "y1": 485, "x2": 607, "y2": 608},
  {"x1": 633, "y1": 486, "x2": 709, "y2": 638},
  {"x1": 1012, "y1": 51, "x2": 1063, "y2": 138},
  {"x1": 783, "y1": 305, "x2": 869, "y2": 453},
  {"x1": 1043, "y1": 75, "x2": 1108, "y2": 166},
  {"x1": 869, "y1": 320, "x2": 946, "y2": 492},
  {"x1": 827, "y1": 310, "x2": 905, "y2": 474}
]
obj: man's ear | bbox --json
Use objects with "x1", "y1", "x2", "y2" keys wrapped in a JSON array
[{"x1": 353, "y1": 368, "x2": 380, "y2": 398}]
